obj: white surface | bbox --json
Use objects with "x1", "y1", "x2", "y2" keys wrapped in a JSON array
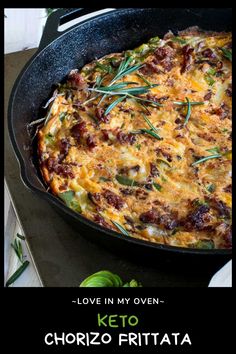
[
  {"x1": 4, "y1": 8, "x2": 47, "y2": 54},
  {"x1": 208, "y1": 260, "x2": 232, "y2": 287},
  {"x1": 4, "y1": 8, "x2": 115, "y2": 54},
  {"x1": 4, "y1": 184, "x2": 42, "y2": 287}
]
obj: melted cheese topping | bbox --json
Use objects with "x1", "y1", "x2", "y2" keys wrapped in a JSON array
[{"x1": 38, "y1": 29, "x2": 232, "y2": 249}]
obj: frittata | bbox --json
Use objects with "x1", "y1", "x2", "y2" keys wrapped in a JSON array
[{"x1": 38, "y1": 27, "x2": 232, "y2": 249}]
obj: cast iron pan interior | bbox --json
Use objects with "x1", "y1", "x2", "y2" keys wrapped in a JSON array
[{"x1": 8, "y1": 8, "x2": 232, "y2": 263}]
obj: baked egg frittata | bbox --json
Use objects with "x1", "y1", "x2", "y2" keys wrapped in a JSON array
[{"x1": 38, "y1": 28, "x2": 232, "y2": 249}]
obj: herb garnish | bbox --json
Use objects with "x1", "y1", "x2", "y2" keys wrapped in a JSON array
[
  {"x1": 6, "y1": 235, "x2": 29, "y2": 287},
  {"x1": 220, "y1": 47, "x2": 232, "y2": 62},
  {"x1": 115, "y1": 175, "x2": 139, "y2": 187},
  {"x1": 206, "y1": 183, "x2": 216, "y2": 193},
  {"x1": 173, "y1": 101, "x2": 204, "y2": 106},
  {"x1": 104, "y1": 96, "x2": 126, "y2": 116},
  {"x1": 183, "y1": 97, "x2": 191, "y2": 126},
  {"x1": 205, "y1": 147, "x2": 220, "y2": 154},
  {"x1": 16, "y1": 233, "x2": 26, "y2": 240},
  {"x1": 140, "y1": 128, "x2": 162, "y2": 140},
  {"x1": 6, "y1": 261, "x2": 30, "y2": 287},
  {"x1": 191, "y1": 154, "x2": 222, "y2": 166},
  {"x1": 136, "y1": 73, "x2": 154, "y2": 86},
  {"x1": 142, "y1": 113, "x2": 159, "y2": 134},
  {"x1": 153, "y1": 183, "x2": 162, "y2": 191},
  {"x1": 112, "y1": 221, "x2": 130, "y2": 236},
  {"x1": 11, "y1": 238, "x2": 24, "y2": 263}
]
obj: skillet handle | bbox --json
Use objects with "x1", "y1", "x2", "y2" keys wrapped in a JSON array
[{"x1": 39, "y1": 8, "x2": 113, "y2": 50}]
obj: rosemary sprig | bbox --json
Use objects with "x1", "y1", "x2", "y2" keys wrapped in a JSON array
[
  {"x1": 205, "y1": 147, "x2": 220, "y2": 154},
  {"x1": 153, "y1": 182, "x2": 162, "y2": 191},
  {"x1": 111, "y1": 59, "x2": 142, "y2": 85},
  {"x1": 140, "y1": 128, "x2": 162, "y2": 140},
  {"x1": 11, "y1": 239, "x2": 24, "y2": 263},
  {"x1": 173, "y1": 101, "x2": 204, "y2": 106},
  {"x1": 6, "y1": 261, "x2": 30, "y2": 287},
  {"x1": 16, "y1": 233, "x2": 25, "y2": 240},
  {"x1": 136, "y1": 73, "x2": 153, "y2": 86},
  {"x1": 88, "y1": 84, "x2": 159, "y2": 96},
  {"x1": 104, "y1": 96, "x2": 126, "y2": 116},
  {"x1": 112, "y1": 221, "x2": 130, "y2": 236},
  {"x1": 183, "y1": 97, "x2": 191, "y2": 126},
  {"x1": 191, "y1": 154, "x2": 222, "y2": 166},
  {"x1": 142, "y1": 113, "x2": 159, "y2": 133}
]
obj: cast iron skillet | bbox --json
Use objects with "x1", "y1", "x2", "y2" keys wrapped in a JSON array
[{"x1": 8, "y1": 8, "x2": 232, "y2": 267}]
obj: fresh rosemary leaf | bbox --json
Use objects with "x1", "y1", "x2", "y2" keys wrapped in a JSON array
[
  {"x1": 6, "y1": 261, "x2": 30, "y2": 287},
  {"x1": 205, "y1": 147, "x2": 220, "y2": 154},
  {"x1": 90, "y1": 85, "x2": 158, "y2": 96},
  {"x1": 104, "y1": 96, "x2": 126, "y2": 115},
  {"x1": 115, "y1": 175, "x2": 139, "y2": 186},
  {"x1": 59, "y1": 112, "x2": 67, "y2": 122},
  {"x1": 173, "y1": 101, "x2": 204, "y2": 106},
  {"x1": 112, "y1": 221, "x2": 130, "y2": 236},
  {"x1": 11, "y1": 239, "x2": 23, "y2": 263},
  {"x1": 136, "y1": 73, "x2": 153, "y2": 86},
  {"x1": 191, "y1": 154, "x2": 222, "y2": 166},
  {"x1": 153, "y1": 183, "x2": 162, "y2": 191},
  {"x1": 140, "y1": 128, "x2": 162, "y2": 140},
  {"x1": 16, "y1": 233, "x2": 25, "y2": 240},
  {"x1": 142, "y1": 113, "x2": 159, "y2": 133},
  {"x1": 220, "y1": 47, "x2": 232, "y2": 61},
  {"x1": 183, "y1": 97, "x2": 191, "y2": 126},
  {"x1": 171, "y1": 36, "x2": 187, "y2": 45},
  {"x1": 97, "y1": 82, "x2": 138, "y2": 91},
  {"x1": 206, "y1": 183, "x2": 216, "y2": 193}
]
